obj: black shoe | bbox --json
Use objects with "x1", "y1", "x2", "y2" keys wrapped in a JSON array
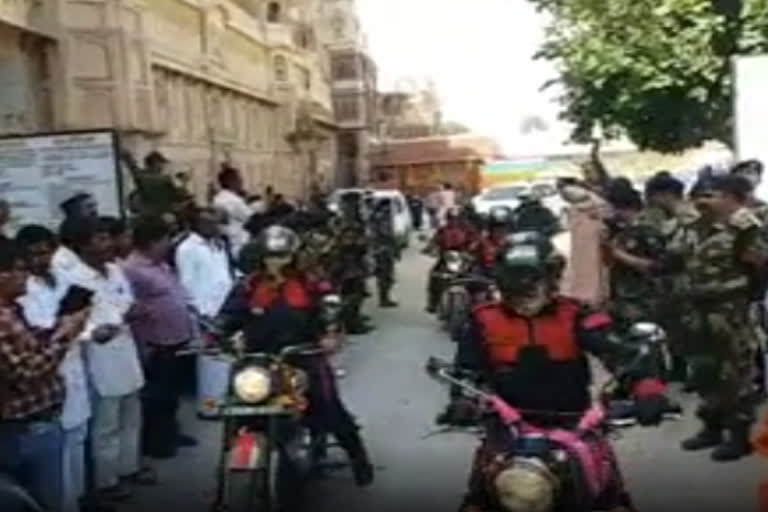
[
  {"x1": 380, "y1": 299, "x2": 398, "y2": 308},
  {"x1": 426, "y1": 305, "x2": 437, "y2": 314},
  {"x1": 711, "y1": 425, "x2": 753, "y2": 462},
  {"x1": 347, "y1": 324, "x2": 373, "y2": 335},
  {"x1": 177, "y1": 433, "x2": 198, "y2": 447},
  {"x1": 681, "y1": 427, "x2": 722, "y2": 451},
  {"x1": 352, "y1": 459, "x2": 374, "y2": 487}
]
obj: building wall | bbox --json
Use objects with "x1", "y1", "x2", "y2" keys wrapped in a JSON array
[{"x1": 0, "y1": 0, "x2": 337, "y2": 202}]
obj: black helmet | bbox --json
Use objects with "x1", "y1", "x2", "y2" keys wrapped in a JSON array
[
  {"x1": 488, "y1": 205, "x2": 514, "y2": 227},
  {"x1": 495, "y1": 231, "x2": 564, "y2": 295},
  {"x1": 256, "y1": 225, "x2": 301, "y2": 259}
]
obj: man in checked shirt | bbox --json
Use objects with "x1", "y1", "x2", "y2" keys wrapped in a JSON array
[{"x1": 0, "y1": 239, "x2": 89, "y2": 511}]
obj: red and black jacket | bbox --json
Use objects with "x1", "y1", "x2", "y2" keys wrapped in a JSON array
[
  {"x1": 457, "y1": 297, "x2": 615, "y2": 413},
  {"x1": 216, "y1": 273, "x2": 327, "y2": 354}
]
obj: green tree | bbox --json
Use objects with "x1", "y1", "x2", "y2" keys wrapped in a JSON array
[{"x1": 529, "y1": 0, "x2": 768, "y2": 152}]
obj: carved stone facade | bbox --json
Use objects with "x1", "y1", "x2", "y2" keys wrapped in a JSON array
[
  {"x1": 0, "y1": 0, "x2": 339, "y2": 201},
  {"x1": 315, "y1": 0, "x2": 377, "y2": 187}
]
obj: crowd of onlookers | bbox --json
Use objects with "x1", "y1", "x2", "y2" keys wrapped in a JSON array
[{"x1": 0, "y1": 157, "x2": 302, "y2": 512}]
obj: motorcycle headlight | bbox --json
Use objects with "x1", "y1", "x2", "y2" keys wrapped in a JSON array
[
  {"x1": 446, "y1": 260, "x2": 462, "y2": 273},
  {"x1": 233, "y1": 366, "x2": 272, "y2": 403},
  {"x1": 494, "y1": 458, "x2": 557, "y2": 512}
]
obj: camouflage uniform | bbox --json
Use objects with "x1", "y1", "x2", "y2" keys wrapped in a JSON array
[
  {"x1": 369, "y1": 202, "x2": 399, "y2": 307},
  {"x1": 329, "y1": 218, "x2": 372, "y2": 333},
  {"x1": 641, "y1": 203, "x2": 699, "y2": 376},
  {"x1": 745, "y1": 198, "x2": 768, "y2": 394},
  {"x1": 607, "y1": 216, "x2": 667, "y2": 332},
  {"x1": 132, "y1": 170, "x2": 192, "y2": 216},
  {"x1": 679, "y1": 207, "x2": 768, "y2": 437}
]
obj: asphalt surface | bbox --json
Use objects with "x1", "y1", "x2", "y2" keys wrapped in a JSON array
[{"x1": 127, "y1": 239, "x2": 766, "y2": 512}]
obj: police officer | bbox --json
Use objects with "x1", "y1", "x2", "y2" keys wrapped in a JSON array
[
  {"x1": 603, "y1": 184, "x2": 667, "y2": 333},
  {"x1": 215, "y1": 225, "x2": 375, "y2": 487},
  {"x1": 369, "y1": 198, "x2": 399, "y2": 308},
  {"x1": 445, "y1": 232, "x2": 666, "y2": 511},
  {"x1": 680, "y1": 175, "x2": 768, "y2": 461},
  {"x1": 510, "y1": 190, "x2": 560, "y2": 237}
]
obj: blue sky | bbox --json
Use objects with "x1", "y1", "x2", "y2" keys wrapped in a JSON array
[{"x1": 357, "y1": 0, "x2": 570, "y2": 152}]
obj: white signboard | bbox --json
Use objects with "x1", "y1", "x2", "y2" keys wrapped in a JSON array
[
  {"x1": 0, "y1": 130, "x2": 122, "y2": 234},
  {"x1": 734, "y1": 55, "x2": 768, "y2": 201}
]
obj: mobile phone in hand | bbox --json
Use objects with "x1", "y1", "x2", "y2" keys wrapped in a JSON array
[{"x1": 58, "y1": 286, "x2": 94, "y2": 316}]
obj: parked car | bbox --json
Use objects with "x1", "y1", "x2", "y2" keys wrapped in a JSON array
[
  {"x1": 327, "y1": 188, "x2": 413, "y2": 248},
  {"x1": 531, "y1": 181, "x2": 568, "y2": 222},
  {"x1": 470, "y1": 184, "x2": 531, "y2": 216}
]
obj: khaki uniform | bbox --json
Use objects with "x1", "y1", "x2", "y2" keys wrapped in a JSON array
[{"x1": 680, "y1": 207, "x2": 768, "y2": 426}]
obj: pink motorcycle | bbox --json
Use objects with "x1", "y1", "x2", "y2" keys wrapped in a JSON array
[{"x1": 425, "y1": 355, "x2": 666, "y2": 512}]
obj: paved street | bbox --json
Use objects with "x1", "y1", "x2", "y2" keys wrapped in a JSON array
[{"x1": 128, "y1": 242, "x2": 765, "y2": 512}]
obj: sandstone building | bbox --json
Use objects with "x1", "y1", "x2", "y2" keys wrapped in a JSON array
[{"x1": 0, "y1": 0, "x2": 345, "y2": 202}]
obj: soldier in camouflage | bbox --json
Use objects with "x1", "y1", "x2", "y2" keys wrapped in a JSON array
[
  {"x1": 603, "y1": 184, "x2": 666, "y2": 333},
  {"x1": 330, "y1": 194, "x2": 375, "y2": 334},
  {"x1": 642, "y1": 173, "x2": 698, "y2": 382},
  {"x1": 369, "y1": 198, "x2": 399, "y2": 308},
  {"x1": 679, "y1": 175, "x2": 768, "y2": 462},
  {"x1": 731, "y1": 160, "x2": 768, "y2": 395}
]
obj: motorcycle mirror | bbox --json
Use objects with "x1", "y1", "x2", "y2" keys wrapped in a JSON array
[
  {"x1": 628, "y1": 322, "x2": 666, "y2": 343},
  {"x1": 425, "y1": 356, "x2": 448, "y2": 376}
]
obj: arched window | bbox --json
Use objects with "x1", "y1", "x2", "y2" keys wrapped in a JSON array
[
  {"x1": 274, "y1": 55, "x2": 287, "y2": 81},
  {"x1": 267, "y1": 2, "x2": 281, "y2": 23}
]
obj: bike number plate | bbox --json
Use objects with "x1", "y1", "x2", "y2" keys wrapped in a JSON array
[{"x1": 221, "y1": 405, "x2": 287, "y2": 416}]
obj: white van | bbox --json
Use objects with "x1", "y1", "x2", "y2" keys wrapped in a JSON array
[{"x1": 328, "y1": 188, "x2": 413, "y2": 248}]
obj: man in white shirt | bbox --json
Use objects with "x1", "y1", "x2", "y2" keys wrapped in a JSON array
[
  {"x1": 52, "y1": 193, "x2": 99, "y2": 279},
  {"x1": 16, "y1": 225, "x2": 86, "y2": 512},
  {"x1": 212, "y1": 165, "x2": 252, "y2": 255},
  {"x1": 175, "y1": 208, "x2": 236, "y2": 320},
  {"x1": 65, "y1": 218, "x2": 145, "y2": 503}
]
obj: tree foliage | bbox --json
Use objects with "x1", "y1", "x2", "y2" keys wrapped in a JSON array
[{"x1": 528, "y1": 0, "x2": 768, "y2": 152}]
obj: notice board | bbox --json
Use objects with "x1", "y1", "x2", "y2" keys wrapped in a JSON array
[{"x1": 0, "y1": 129, "x2": 123, "y2": 234}]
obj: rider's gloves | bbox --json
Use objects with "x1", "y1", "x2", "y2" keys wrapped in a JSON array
[{"x1": 632, "y1": 378, "x2": 668, "y2": 426}]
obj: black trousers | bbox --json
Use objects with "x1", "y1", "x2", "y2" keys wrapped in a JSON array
[{"x1": 141, "y1": 346, "x2": 185, "y2": 458}]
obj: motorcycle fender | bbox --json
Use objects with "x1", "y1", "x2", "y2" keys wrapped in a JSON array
[{"x1": 228, "y1": 431, "x2": 267, "y2": 471}]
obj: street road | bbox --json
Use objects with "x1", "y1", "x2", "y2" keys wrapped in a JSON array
[{"x1": 127, "y1": 242, "x2": 765, "y2": 512}]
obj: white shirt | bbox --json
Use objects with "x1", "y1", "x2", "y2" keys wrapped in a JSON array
[
  {"x1": 51, "y1": 246, "x2": 81, "y2": 280},
  {"x1": 68, "y1": 261, "x2": 144, "y2": 397},
  {"x1": 175, "y1": 233, "x2": 235, "y2": 318},
  {"x1": 213, "y1": 189, "x2": 252, "y2": 253},
  {"x1": 18, "y1": 272, "x2": 92, "y2": 428}
]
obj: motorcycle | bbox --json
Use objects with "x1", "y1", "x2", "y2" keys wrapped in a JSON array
[
  {"x1": 425, "y1": 322, "x2": 675, "y2": 512},
  {"x1": 208, "y1": 341, "x2": 328, "y2": 512},
  {"x1": 438, "y1": 270, "x2": 500, "y2": 342},
  {"x1": 435, "y1": 251, "x2": 473, "y2": 339},
  {"x1": 209, "y1": 293, "x2": 346, "y2": 512}
]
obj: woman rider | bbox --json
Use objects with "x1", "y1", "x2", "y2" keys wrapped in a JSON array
[{"x1": 214, "y1": 225, "x2": 374, "y2": 488}]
